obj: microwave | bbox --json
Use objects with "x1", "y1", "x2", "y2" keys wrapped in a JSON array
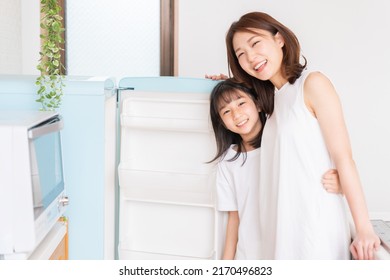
[{"x1": 0, "y1": 110, "x2": 68, "y2": 259}]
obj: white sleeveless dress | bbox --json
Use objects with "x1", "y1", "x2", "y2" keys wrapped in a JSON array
[{"x1": 259, "y1": 70, "x2": 351, "y2": 259}]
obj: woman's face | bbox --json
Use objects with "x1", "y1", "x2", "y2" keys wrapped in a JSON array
[
  {"x1": 232, "y1": 29, "x2": 286, "y2": 89},
  {"x1": 218, "y1": 90, "x2": 261, "y2": 145}
]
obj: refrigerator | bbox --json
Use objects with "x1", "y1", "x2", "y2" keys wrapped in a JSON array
[
  {"x1": 0, "y1": 75, "x2": 223, "y2": 260},
  {"x1": 117, "y1": 77, "x2": 222, "y2": 259}
]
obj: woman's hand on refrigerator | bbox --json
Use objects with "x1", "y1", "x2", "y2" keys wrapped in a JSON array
[{"x1": 205, "y1": 73, "x2": 228, "y2": 80}]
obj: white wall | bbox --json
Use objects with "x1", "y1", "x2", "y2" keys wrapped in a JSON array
[
  {"x1": 0, "y1": 0, "x2": 39, "y2": 75},
  {"x1": 0, "y1": 0, "x2": 22, "y2": 74},
  {"x1": 178, "y1": 0, "x2": 390, "y2": 217},
  {"x1": 21, "y1": 0, "x2": 40, "y2": 75}
]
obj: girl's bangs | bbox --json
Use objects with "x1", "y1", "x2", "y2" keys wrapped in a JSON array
[{"x1": 216, "y1": 90, "x2": 245, "y2": 111}]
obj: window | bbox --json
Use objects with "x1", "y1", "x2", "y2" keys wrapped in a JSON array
[{"x1": 61, "y1": 0, "x2": 175, "y2": 79}]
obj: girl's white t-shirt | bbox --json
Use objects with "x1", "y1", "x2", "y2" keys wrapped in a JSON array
[{"x1": 216, "y1": 145, "x2": 261, "y2": 260}]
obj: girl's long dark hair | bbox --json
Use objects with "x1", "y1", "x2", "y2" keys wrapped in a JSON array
[
  {"x1": 226, "y1": 12, "x2": 307, "y2": 115},
  {"x1": 209, "y1": 79, "x2": 266, "y2": 163}
]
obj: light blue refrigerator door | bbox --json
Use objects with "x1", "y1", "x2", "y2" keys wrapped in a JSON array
[{"x1": 117, "y1": 77, "x2": 225, "y2": 259}]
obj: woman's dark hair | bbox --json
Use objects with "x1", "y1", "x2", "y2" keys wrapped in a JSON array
[
  {"x1": 209, "y1": 78, "x2": 266, "y2": 164},
  {"x1": 226, "y1": 12, "x2": 307, "y2": 115}
]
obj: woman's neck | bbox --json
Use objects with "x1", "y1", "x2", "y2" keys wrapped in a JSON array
[
  {"x1": 271, "y1": 76, "x2": 288, "y2": 90},
  {"x1": 270, "y1": 69, "x2": 289, "y2": 89}
]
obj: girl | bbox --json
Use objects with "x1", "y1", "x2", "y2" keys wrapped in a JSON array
[
  {"x1": 225, "y1": 11, "x2": 380, "y2": 259},
  {"x1": 209, "y1": 79, "x2": 342, "y2": 260}
]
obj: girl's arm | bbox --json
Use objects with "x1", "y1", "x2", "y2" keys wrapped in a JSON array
[
  {"x1": 222, "y1": 211, "x2": 239, "y2": 260},
  {"x1": 304, "y1": 72, "x2": 380, "y2": 260}
]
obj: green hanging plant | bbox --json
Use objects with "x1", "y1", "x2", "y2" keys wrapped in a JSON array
[{"x1": 35, "y1": 0, "x2": 65, "y2": 111}]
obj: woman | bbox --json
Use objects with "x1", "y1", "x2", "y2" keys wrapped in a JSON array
[{"x1": 224, "y1": 11, "x2": 380, "y2": 260}]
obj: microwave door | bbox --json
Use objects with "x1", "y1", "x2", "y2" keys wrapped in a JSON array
[{"x1": 28, "y1": 116, "x2": 65, "y2": 219}]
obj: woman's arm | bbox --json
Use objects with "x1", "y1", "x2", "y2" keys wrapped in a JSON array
[
  {"x1": 222, "y1": 211, "x2": 239, "y2": 260},
  {"x1": 304, "y1": 72, "x2": 380, "y2": 260}
]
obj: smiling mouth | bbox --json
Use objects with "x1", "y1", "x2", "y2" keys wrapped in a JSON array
[
  {"x1": 236, "y1": 119, "x2": 248, "y2": 127},
  {"x1": 254, "y1": 60, "x2": 267, "y2": 71}
]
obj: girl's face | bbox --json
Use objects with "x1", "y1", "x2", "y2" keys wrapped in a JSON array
[
  {"x1": 232, "y1": 29, "x2": 286, "y2": 89},
  {"x1": 218, "y1": 90, "x2": 261, "y2": 148}
]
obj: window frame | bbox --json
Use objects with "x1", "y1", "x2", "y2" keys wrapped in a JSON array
[{"x1": 160, "y1": 0, "x2": 176, "y2": 76}]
